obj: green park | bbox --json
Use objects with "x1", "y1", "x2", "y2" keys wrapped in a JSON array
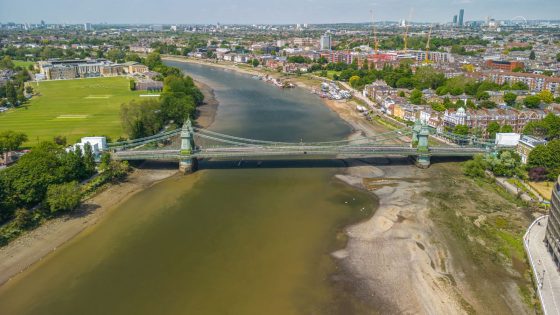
[{"x1": 0, "y1": 77, "x2": 145, "y2": 146}]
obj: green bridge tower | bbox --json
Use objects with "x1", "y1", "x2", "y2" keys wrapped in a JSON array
[
  {"x1": 179, "y1": 119, "x2": 197, "y2": 173},
  {"x1": 412, "y1": 121, "x2": 431, "y2": 168}
]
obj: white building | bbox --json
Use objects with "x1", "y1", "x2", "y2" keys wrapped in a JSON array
[
  {"x1": 71, "y1": 137, "x2": 107, "y2": 159},
  {"x1": 320, "y1": 33, "x2": 331, "y2": 51}
]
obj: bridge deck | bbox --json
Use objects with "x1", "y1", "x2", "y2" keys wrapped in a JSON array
[{"x1": 111, "y1": 145, "x2": 489, "y2": 161}]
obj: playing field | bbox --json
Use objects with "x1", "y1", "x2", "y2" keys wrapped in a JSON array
[
  {"x1": 0, "y1": 77, "x2": 146, "y2": 146},
  {"x1": 13, "y1": 60, "x2": 35, "y2": 69}
]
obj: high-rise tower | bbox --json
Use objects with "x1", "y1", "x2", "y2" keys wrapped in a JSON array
[{"x1": 459, "y1": 9, "x2": 465, "y2": 27}]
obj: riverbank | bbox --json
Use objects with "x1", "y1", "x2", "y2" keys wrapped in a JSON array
[
  {"x1": 174, "y1": 57, "x2": 539, "y2": 313},
  {"x1": 0, "y1": 162, "x2": 178, "y2": 286},
  {"x1": 0, "y1": 76, "x2": 219, "y2": 287}
]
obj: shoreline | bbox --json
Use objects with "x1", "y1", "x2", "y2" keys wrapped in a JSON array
[
  {"x1": 0, "y1": 163, "x2": 178, "y2": 286},
  {"x1": 0, "y1": 75, "x2": 220, "y2": 287}
]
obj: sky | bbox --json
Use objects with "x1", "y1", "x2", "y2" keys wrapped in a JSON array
[{"x1": 1, "y1": 0, "x2": 559, "y2": 24}]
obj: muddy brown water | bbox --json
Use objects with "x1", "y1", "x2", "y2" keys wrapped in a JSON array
[{"x1": 0, "y1": 62, "x2": 378, "y2": 314}]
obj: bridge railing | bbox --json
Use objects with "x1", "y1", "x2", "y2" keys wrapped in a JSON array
[{"x1": 107, "y1": 129, "x2": 181, "y2": 150}]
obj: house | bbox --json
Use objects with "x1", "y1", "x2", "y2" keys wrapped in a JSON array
[
  {"x1": 393, "y1": 103, "x2": 405, "y2": 120},
  {"x1": 517, "y1": 135, "x2": 547, "y2": 164},
  {"x1": 71, "y1": 137, "x2": 107, "y2": 160}
]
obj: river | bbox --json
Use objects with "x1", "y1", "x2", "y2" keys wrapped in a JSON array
[{"x1": 0, "y1": 61, "x2": 377, "y2": 315}]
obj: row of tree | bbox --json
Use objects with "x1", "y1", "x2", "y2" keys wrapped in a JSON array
[
  {"x1": 120, "y1": 53, "x2": 204, "y2": 139},
  {"x1": 0, "y1": 137, "x2": 131, "y2": 245},
  {"x1": 0, "y1": 140, "x2": 96, "y2": 223}
]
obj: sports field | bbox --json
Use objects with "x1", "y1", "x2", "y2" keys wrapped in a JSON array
[
  {"x1": 13, "y1": 60, "x2": 34, "y2": 69},
  {"x1": 0, "y1": 77, "x2": 146, "y2": 146}
]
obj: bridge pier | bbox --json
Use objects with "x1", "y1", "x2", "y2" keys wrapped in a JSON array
[{"x1": 179, "y1": 158, "x2": 197, "y2": 174}]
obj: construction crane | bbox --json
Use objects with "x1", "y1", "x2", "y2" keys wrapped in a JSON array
[
  {"x1": 403, "y1": 21, "x2": 409, "y2": 52},
  {"x1": 370, "y1": 10, "x2": 379, "y2": 55},
  {"x1": 402, "y1": 8, "x2": 414, "y2": 53},
  {"x1": 424, "y1": 25, "x2": 433, "y2": 63}
]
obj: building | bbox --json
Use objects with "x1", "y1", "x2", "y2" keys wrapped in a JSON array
[
  {"x1": 485, "y1": 60, "x2": 525, "y2": 71},
  {"x1": 84, "y1": 23, "x2": 92, "y2": 31},
  {"x1": 545, "y1": 177, "x2": 560, "y2": 268},
  {"x1": 453, "y1": 15, "x2": 458, "y2": 26},
  {"x1": 443, "y1": 107, "x2": 545, "y2": 136},
  {"x1": 37, "y1": 59, "x2": 148, "y2": 80},
  {"x1": 482, "y1": 71, "x2": 560, "y2": 95},
  {"x1": 517, "y1": 135, "x2": 547, "y2": 164},
  {"x1": 458, "y1": 9, "x2": 465, "y2": 27},
  {"x1": 71, "y1": 137, "x2": 107, "y2": 160},
  {"x1": 135, "y1": 79, "x2": 163, "y2": 91},
  {"x1": 320, "y1": 33, "x2": 331, "y2": 51},
  {"x1": 122, "y1": 61, "x2": 149, "y2": 74},
  {"x1": 363, "y1": 80, "x2": 396, "y2": 101}
]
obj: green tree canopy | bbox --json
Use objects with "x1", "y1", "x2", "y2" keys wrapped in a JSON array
[
  {"x1": 524, "y1": 95, "x2": 542, "y2": 108},
  {"x1": 46, "y1": 181, "x2": 82, "y2": 213},
  {"x1": 503, "y1": 92, "x2": 517, "y2": 106},
  {"x1": 487, "y1": 122, "x2": 501, "y2": 139},
  {"x1": 409, "y1": 89, "x2": 424, "y2": 105}
]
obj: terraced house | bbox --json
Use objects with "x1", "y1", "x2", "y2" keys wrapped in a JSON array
[{"x1": 443, "y1": 107, "x2": 546, "y2": 136}]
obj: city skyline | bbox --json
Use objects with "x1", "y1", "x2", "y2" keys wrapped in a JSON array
[{"x1": 1, "y1": 0, "x2": 559, "y2": 25}]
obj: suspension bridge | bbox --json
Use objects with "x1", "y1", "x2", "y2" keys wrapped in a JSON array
[{"x1": 107, "y1": 120, "x2": 498, "y2": 173}]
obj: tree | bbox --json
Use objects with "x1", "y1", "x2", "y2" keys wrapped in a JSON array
[
  {"x1": 524, "y1": 95, "x2": 541, "y2": 108},
  {"x1": 454, "y1": 124, "x2": 469, "y2": 136},
  {"x1": 120, "y1": 99, "x2": 163, "y2": 139},
  {"x1": 487, "y1": 122, "x2": 501, "y2": 139},
  {"x1": 527, "y1": 140, "x2": 560, "y2": 180},
  {"x1": 25, "y1": 86, "x2": 33, "y2": 95},
  {"x1": 476, "y1": 91, "x2": 490, "y2": 100},
  {"x1": 529, "y1": 50, "x2": 536, "y2": 60},
  {"x1": 557, "y1": 52, "x2": 560, "y2": 62},
  {"x1": 511, "y1": 81, "x2": 529, "y2": 90},
  {"x1": 46, "y1": 181, "x2": 82, "y2": 213},
  {"x1": 144, "y1": 52, "x2": 162, "y2": 69},
  {"x1": 488, "y1": 150, "x2": 522, "y2": 177},
  {"x1": 479, "y1": 100, "x2": 497, "y2": 109},
  {"x1": 5, "y1": 82, "x2": 18, "y2": 106},
  {"x1": 412, "y1": 66, "x2": 446, "y2": 90},
  {"x1": 503, "y1": 92, "x2": 517, "y2": 106},
  {"x1": 349, "y1": 75, "x2": 361, "y2": 88},
  {"x1": 528, "y1": 167, "x2": 548, "y2": 181},
  {"x1": 501, "y1": 124, "x2": 513, "y2": 133},
  {"x1": 0, "y1": 130, "x2": 27, "y2": 162},
  {"x1": 464, "y1": 154, "x2": 488, "y2": 178},
  {"x1": 0, "y1": 56, "x2": 15, "y2": 70},
  {"x1": 106, "y1": 49, "x2": 125, "y2": 62},
  {"x1": 430, "y1": 102, "x2": 446, "y2": 112},
  {"x1": 53, "y1": 135, "x2": 67, "y2": 146},
  {"x1": 83, "y1": 143, "x2": 96, "y2": 176},
  {"x1": 251, "y1": 59, "x2": 260, "y2": 67},
  {"x1": 125, "y1": 53, "x2": 142, "y2": 63},
  {"x1": 13, "y1": 208, "x2": 33, "y2": 230},
  {"x1": 409, "y1": 89, "x2": 424, "y2": 105},
  {"x1": 538, "y1": 90, "x2": 554, "y2": 104}
]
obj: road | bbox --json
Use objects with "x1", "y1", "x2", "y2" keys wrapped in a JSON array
[{"x1": 524, "y1": 216, "x2": 560, "y2": 315}]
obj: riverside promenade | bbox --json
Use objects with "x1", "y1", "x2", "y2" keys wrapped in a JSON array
[{"x1": 524, "y1": 215, "x2": 560, "y2": 315}]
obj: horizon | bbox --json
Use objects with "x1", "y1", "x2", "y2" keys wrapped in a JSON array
[{"x1": 1, "y1": 0, "x2": 559, "y2": 25}]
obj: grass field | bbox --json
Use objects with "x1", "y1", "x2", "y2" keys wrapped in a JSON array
[
  {"x1": 528, "y1": 181, "x2": 553, "y2": 200},
  {"x1": 13, "y1": 60, "x2": 34, "y2": 69},
  {"x1": 0, "y1": 77, "x2": 145, "y2": 146}
]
